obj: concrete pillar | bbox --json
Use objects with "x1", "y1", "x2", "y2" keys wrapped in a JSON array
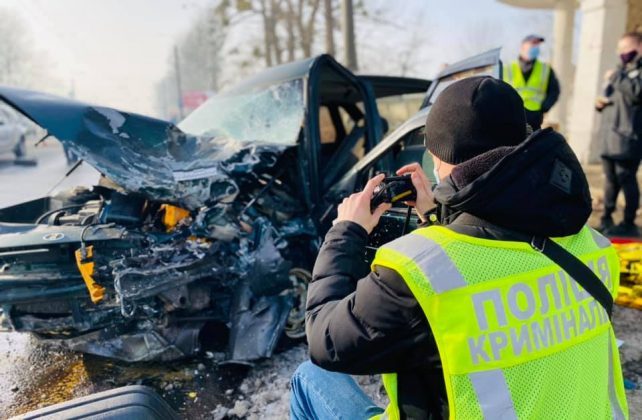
[
  {"x1": 567, "y1": 0, "x2": 628, "y2": 163},
  {"x1": 628, "y1": 0, "x2": 642, "y2": 31},
  {"x1": 547, "y1": 0, "x2": 575, "y2": 131}
]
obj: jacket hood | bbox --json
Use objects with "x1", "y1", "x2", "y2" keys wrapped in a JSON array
[{"x1": 433, "y1": 128, "x2": 592, "y2": 237}]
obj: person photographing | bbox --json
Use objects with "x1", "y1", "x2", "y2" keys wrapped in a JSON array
[{"x1": 290, "y1": 76, "x2": 627, "y2": 419}]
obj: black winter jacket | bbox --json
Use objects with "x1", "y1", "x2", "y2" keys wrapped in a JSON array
[
  {"x1": 305, "y1": 129, "x2": 592, "y2": 419},
  {"x1": 600, "y1": 55, "x2": 642, "y2": 159}
]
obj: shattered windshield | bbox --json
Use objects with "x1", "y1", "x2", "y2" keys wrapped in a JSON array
[{"x1": 178, "y1": 78, "x2": 305, "y2": 146}]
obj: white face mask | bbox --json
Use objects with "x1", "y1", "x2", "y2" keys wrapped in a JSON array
[{"x1": 433, "y1": 160, "x2": 441, "y2": 185}]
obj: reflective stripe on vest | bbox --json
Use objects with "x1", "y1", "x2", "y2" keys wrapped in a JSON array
[
  {"x1": 383, "y1": 233, "x2": 466, "y2": 292},
  {"x1": 609, "y1": 334, "x2": 627, "y2": 420},
  {"x1": 503, "y1": 60, "x2": 550, "y2": 112},
  {"x1": 370, "y1": 225, "x2": 628, "y2": 420},
  {"x1": 469, "y1": 369, "x2": 516, "y2": 420}
]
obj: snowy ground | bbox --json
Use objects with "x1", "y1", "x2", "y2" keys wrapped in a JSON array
[
  {"x1": 0, "y1": 140, "x2": 641, "y2": 418},
  {"x1": 209, "y1": 344, "x2": 387, "y2": 420}
]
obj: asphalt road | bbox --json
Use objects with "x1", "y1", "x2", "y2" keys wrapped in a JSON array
[{"x1": 0, "y1": 140, "x2": 99, "y2": 208}]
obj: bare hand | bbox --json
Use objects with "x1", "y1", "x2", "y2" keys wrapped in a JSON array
[
  {"x1": 396, "y1": 163, "x2": 435, "y2": 222},
  {"x1": 604, "y1": 69, "x2": 615, "y2": 81},
  {"x1": 595, "y1": 96, "x2": 611, "y2": 111},
  {"x1": 335, "y1": 174, "x2": 392, "y2": 234}
]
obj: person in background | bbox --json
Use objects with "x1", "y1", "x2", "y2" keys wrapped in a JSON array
[
  {"x1": 596, "y1": 32, "x2": 642, "y2": 237},
  {"x1": 504, "y1": 34, "x2": 560, "y2": 130}
]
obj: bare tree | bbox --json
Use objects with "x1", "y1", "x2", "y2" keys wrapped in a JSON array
[
  {"x1": 216, "y1": 0, "x2": 323, "y2": 67},
  {"x1": 156, "y1": 0, "x2": 436, "y2": 106},
  {"x1": 293, "y1": 0, "x2": 322, "y2": 58},
  {"x1": 341, "y1": 0, "x2": 357, "y2": 70},
  {"x1": 0, "y1": 8, "x2": 49, "y2": 89},
  {"x1": 178, "y1": 12, "x2": 226, "y2": 92},
  {"x1": 154, "y1": 7, "x2": 227, "y2": 119},
  {"x1": 355, "y1": 6, "x2": 431, "y2": 77},
  {"x1": 323, "y1": 0, "x2": 336, "y2": 55}
]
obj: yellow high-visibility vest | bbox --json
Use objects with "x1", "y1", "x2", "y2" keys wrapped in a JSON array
[
  {"x1": 370, "y1": 225, "x2": 628, "y2": 420},
  {"x1": 504, "y1": 60, "x2": 551, "y2": 112}
]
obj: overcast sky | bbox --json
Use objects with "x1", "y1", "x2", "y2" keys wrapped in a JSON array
[{"x1": 2, "y1": 0, "x2": 559, "y2": 117}]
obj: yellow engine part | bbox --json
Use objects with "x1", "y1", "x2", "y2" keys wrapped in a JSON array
[
  {"x1": 161, "y1": 204, "x2": 190, "y2": 231},
  {"x1": 74, "y1": 245, "x2": 105, "y2": 304}
]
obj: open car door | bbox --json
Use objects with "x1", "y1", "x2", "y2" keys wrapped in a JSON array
[
  {"x1": 326, "y1": 48, "x2": 503, "y2": 259},
  {"x1": 420, "y1": 48, "x2": 503, "y2": 109}
]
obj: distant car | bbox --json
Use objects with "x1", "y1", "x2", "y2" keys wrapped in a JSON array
[
  {"x1": 0, "y1": 50, "x2": 500, "y2": 363},
  {"x1": 0, "y1": 102, "x2": 29, "y2": 159}
]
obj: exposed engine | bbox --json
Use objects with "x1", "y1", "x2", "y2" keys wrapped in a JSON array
[{"x1": 0, "y1": 167, "x2": 317, "y2": 362}]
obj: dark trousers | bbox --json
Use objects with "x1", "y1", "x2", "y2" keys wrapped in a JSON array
[{"x1": 602, "y1": 157, "x2": 641, "y2": 225}]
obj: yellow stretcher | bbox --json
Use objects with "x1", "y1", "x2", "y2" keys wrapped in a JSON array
[{"x1": 612, "y1": 241, "x2": 642, "y2": 310}]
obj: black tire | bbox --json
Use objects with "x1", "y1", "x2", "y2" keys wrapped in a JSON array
[{"x1": 14, "y1": 135, "x2": 26, "y2": 158}]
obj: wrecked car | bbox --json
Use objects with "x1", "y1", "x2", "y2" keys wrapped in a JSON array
[
  {"x1": 0, "y1": 50, "x2": 501, "y2": 363},
  {"x1": 0, "y1": 54, "x2": 431, "y2": 363}
]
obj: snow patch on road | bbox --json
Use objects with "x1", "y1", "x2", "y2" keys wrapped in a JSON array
[{"x1": 214, "y1": 344, "x2": 388, "y2": 419}]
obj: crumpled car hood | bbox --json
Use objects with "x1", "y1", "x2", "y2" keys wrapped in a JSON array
[{"x1": 0, "y1": 86, "x2": 287, "y2": 209}]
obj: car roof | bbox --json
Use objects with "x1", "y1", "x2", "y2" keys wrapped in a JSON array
[
  {"x1": 225, "y1": 55, "x2": 432, "y2": 100},
  {"x1": 357, "y1": 75, "x2": 431, "y2": 98},
  {"x1": 225, "y1": 55, "x2": 329, "y2": 94}
]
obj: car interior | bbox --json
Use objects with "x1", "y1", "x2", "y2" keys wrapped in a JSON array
[{"x1": 315, "y1": 67, "x2": 373, "y2": 191}]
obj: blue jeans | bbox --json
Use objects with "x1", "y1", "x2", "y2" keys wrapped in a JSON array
[{"x1": 290, "y1": 361, "x2": 385, "y2": 420}]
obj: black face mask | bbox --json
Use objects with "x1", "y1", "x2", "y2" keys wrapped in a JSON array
[{"x1": 620, "y1": 50, "x2": 638, "y2": 64}]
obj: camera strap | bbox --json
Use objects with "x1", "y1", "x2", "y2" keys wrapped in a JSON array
[
  {"x1": 445, "y1": 218, "x2": 613, "y2": 319},
  {"x1": 528, "y1": 235, "x2": 613, "y2": 319}
]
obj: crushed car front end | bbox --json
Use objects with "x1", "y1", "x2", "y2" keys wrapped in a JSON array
[{"x1": 0, "y1": 77, "x2": 317, "y2": 363}]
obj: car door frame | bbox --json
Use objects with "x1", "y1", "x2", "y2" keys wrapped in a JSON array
[
  {"x1": 420, "y1": 48, "x2": 503, "y2": 109},
  {"x1": 304, "y1": 55, "x2": 385, "y2": 209}
]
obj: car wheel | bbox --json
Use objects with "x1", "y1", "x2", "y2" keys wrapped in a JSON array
[
  {"x1": 14, "y1": 135, "x2": 26, "y2": 158},
  {"x1": 284, "y1": 267, "x2": 310, "y2": 339}
]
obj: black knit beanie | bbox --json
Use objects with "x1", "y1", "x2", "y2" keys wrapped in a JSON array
[{"x1": 424, "y1": 76, "x2": 527, "y2": 164}]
